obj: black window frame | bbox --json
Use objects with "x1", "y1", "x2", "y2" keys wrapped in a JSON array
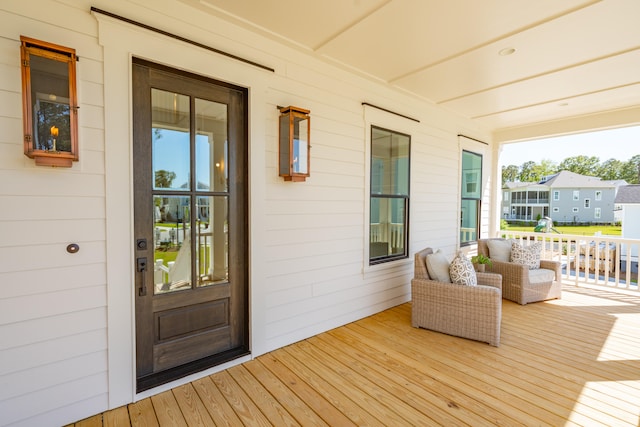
[
  {"x1": 460, "y1": 150, "x2": 482, "y2": 246},
  {"x1": 369, "y1": 125, "x2": 410, "y2": 265}
]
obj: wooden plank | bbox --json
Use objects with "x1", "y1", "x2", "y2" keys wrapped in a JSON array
[
  {"x1": 149, "y1": 391, "x2": 187, "y2": 426},
  {"x1": 258, "y1": 350, "x2": 356, "y2": 426},
  {"x1": 226, "y1": 363, "x2": 301, "y2": 427},
  {"x1": 309, "y1": 331, "x2": 505, "y2": 426},
  {"x1": 75, "y1": 414, "x2": 103, "y2": 427},
  {"x1": 192, "y1": 376, "x2": 245, "y2": 426},
  {"x1": 243, "y1": 356, "x2": 329, "y2": 426},
  {"x1": 103, "y1": 406, "x2": 131, "y2": 427},
  {"x1": 285, "y1": 338, "x2": 442, "y2": 426},
  {"x1": 172, "y1": 383, "x2": 215, "y2": 426},
  {"x1": 277, "y1": 344, "x2": 386, "y2": 427},
  {"x1": 375, "y1": 304, "x2": 630, "y2": 426},
  {"x1": 102, "y1": 406, "x2": 131, "y2": 427},
  {"x1": 66, "y1": 286, "x2": 640, "y2": 427},
  {"x1": 346, "y1": 314, "x2": 576, "y2": 426},
  {"x1": 209, "y1": 370, "x2": 272, "y2": 426},
  {"x1": 128, "y1": 398, "x2": 159, "y2": 427}
]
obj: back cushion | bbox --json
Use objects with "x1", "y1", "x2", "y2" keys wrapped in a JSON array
[
  {"x1": 425, "y1": 249, "x2": 451, "y2": 282},
  {"x1": 487, "y1": 239, "x2": 512, "y2": 262}
]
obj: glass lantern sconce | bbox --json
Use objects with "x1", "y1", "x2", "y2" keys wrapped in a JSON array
[
  {"x1": 20, "y1": 36, "x2": 79, "y2": 167},
  {"x1": 278, "y1": 106, "x2": 310, "y2": 182}
]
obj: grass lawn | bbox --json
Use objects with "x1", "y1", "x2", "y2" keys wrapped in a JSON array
[{"x1": 502, "y1": 224, "x2": 621, "y2": 236}]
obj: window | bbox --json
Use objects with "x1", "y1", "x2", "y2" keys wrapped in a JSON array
[
  {"x1": 584, "y1": 199, "x2": 590, "y2": 208},
  {"x1": 553, "y1": 191, "x2": 560, "y2": 201},
  {"x1": 595, "y1": 207, "x2": 601, "y2": 219},
  {"x1": 573, "y1": 190, "x2": 579, "y2": 201},
  {"x1": 572, "y1": 207, "x2": 579, "y2": 213},
  {"x1": 369, "y1": 126, "x2": 410, "y2": 264},
  {"x1": 553, "y1": 207, "x2": 559, "y2": 213},
  {"x1": 20, "y1": 36, "x2": 78, "y2": 167},
  {"x1": 595, "y1": 191, "x2": 602, "y2": 201},
  {"x1": 461, "y1": 150, "x2": 482, "y2": 245}
]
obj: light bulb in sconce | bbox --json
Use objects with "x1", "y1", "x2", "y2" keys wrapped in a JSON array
[
  {"x1": 50, "y1": 126, "x2": 59, "y2": 151},
  {"x1": 215, "y1": 162, "x2": 220, "y2": 168}
]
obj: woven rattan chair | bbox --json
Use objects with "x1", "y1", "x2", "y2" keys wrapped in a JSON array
[
  {"x1": 411, "y1": 248, "x2": 502, "y2": 346},
  {"x1": 478, "y1": 238, "x2": 562, "y2": 305}
]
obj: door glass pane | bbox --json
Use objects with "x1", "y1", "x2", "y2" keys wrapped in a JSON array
[
  {"x1": 152, "y1": 89, "x2": 190, "y2": 190},
  {"x1": 196, "y1": 196, "x2": 228, "y2": 287},
  {"x1": 196, "y1": 99, "x2": 228, "y2": 192},
  {"x1": 153, "y1": 195, "x2": 192, "y2": 294}
]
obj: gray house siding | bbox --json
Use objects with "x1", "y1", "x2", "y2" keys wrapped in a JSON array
[{"x1": 503, "y1": 171, "x2": 625, "y2": 224}]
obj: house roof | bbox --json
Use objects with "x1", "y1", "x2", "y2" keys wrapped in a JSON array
[
  {"x1": 615, "y1": 185, "x2": 640, "y2": 204},
  {"x1": 538, "y1": 171, "x2": 622, "y2": 188},
  {"x1": 504, "y1": 170, "x2": 627, "y2": 189}
]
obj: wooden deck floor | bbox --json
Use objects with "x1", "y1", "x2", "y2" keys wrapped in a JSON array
[{"x1": 70, "y1": 284, "x2": 640, "y2": 426}]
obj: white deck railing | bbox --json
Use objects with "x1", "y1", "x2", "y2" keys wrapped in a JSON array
[{"x1": 495, "y1": 231, "x2": 639, "y2": 291}]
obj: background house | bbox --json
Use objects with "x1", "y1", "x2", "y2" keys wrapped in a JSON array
[{"x1": 502, "y1": 171, "x2": 627, "y2": 224}]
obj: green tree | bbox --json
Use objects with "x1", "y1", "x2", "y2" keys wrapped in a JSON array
[
  {"x1": 597, "y1": 158, "x2": 626, "y2": 181},
  {"x1": 519, "y1": 161, "x2": 537, "y2": 182},
  {"x1": 502, "y1": 164, "x2": 519, "y2": 184},
  {"x1": 558, "y1": 155, "x2": 600, "y2": 176},
  {"x1": 531, "y1": 159, "x2": 558, "y2": 180},
  {"x1": 621, "y1": 154, "x2": 640, "y2": 184}
]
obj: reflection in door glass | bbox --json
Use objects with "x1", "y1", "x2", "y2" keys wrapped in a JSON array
[
  {"x1": 196, "y1": 195, "x2": 228, "y2": 287},
  {"x1": 153, "y1": 195, "x2": 192, "y2": 294},
  {"x1": 152, "y1": 89, "x2": 190, "y2": 191},
  {"x1": 196, "y1": 98, "x2": 228, "y2": 192}
]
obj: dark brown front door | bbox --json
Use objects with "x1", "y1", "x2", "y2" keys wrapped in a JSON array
[{"x1": 132, "y1": 59, "x2": 248, "y2": 391}]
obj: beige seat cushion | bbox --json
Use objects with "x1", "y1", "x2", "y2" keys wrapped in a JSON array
[{"x1": 528, "y1": 268, "x2": 555, "y2": 284}]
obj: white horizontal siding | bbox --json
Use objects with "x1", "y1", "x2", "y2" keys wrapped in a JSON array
[
  {"x1": 0, "y1": 2, "x2": 108, "y2": 426},
  {"x1": 1, "y1": 0, "x2": 496, "y2": 425}
]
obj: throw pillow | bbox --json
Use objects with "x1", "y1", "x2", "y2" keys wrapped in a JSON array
[
  {"x1": 449, "y1": 251, "x2": 477, "y2": 286},
  {"x1": 510, "y1": 241, "x2": 541, "y2": 269},
  {"x1": 486, "y1": 239, "x2": 512, "y2": 262},
  {"x1": 425, "y1": 250, "x2": 451, "y2": 282}
]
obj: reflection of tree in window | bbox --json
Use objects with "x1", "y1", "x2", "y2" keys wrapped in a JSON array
[{"x1": 155, "y1": 170, "x2": 176, "y2": 189}]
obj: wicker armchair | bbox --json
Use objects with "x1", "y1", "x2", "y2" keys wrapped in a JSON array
[
  {"x1": 411, "y1": 248, "x2": 502, "y2": 347},
  {"x1": 478, "y1": 238, "x2": 562, "y2": 305}
]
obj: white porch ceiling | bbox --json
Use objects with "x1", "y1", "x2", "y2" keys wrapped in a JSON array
[{"x1": 181, "y1": 0, "x2": 640, "y2": 138}]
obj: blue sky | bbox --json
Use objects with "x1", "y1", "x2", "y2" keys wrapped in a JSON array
[{"x1": 499, "y1": 125, "x2": 640, "y2": 166}]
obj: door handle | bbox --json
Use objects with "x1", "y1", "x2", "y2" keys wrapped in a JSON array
[{"x1": 137, "y1": 257, "x2": 148, "y2": 296}]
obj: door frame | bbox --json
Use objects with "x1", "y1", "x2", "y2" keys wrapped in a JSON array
[{"x1": 98, "y1": 15, "x2": 269, "y2": 406}]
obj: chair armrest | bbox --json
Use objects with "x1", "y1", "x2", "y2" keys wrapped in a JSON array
[
  {"x1": 476, "y1": 272, "x2": 502, "y2": 290},
  {"x1": 411, "y1": 277, "x2": 501, "y2": 300},
  {"x1": 540, "y1": 260, "x2": 561, "y2": 280}
]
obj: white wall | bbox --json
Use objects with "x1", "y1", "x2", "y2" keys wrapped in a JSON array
[{"x1": 0, "y1": 0, "x2": 494, "y2": 425}]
